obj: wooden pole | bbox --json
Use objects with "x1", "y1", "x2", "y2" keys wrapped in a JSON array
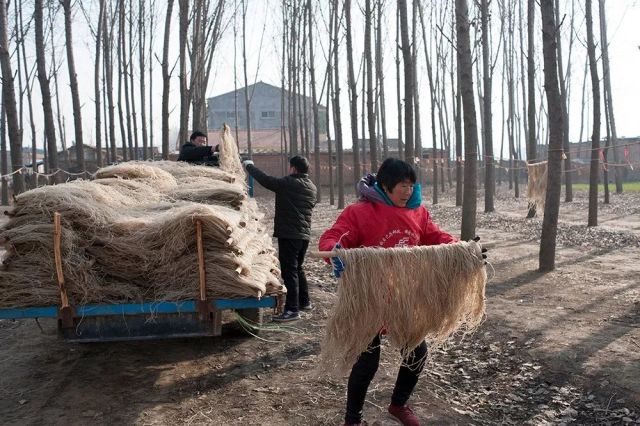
[{"x1": 53, "y1": 212, "x2": 70, "y2": 308}]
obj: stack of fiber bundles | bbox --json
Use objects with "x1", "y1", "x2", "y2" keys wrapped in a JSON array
[{"x1": 0, "y1": 127, "x2": 282, "y2": 308}]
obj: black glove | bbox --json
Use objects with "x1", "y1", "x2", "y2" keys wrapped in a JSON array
[{"x1": 472, "y1": 236, "x2": 488, "y2": 264}]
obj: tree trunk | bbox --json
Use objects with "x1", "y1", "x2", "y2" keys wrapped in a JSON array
[
  {"x1": 556, "y1": 0, "x2": 572, "y2": 202},
  {"x1": 481, "y1": 0, "x2": 495, "y2": 212},
  {"x1": 365, "y1": 0, "x2": 377, "y2": 172},
  {"x1": 1, "y1": 0, "x2": 24, "y2": 194},
  {"x1": 598, "y1": 0, "x2": 622, "y2": 193},
  {"x1": 129, "y1": 2, "x2": 139, "y2": 160},
  {"x1": 1, "y1": 96, "x2": 8, "y2": 202},
  {"x1": 332, "y1": 0, "x2": 344, "y2": 208},
  {"x1": 345, "y1": 0, "x2": 360, "y2": 183},
  {"x1": 308, "y1": 0, "x2": 321, "y2": 202},
  {"x1": 104, "y1": 2, "x2": 117, "y2": 164},
  {"x1": 526, "y1": 0, "x2": 537, "y2": 217},
  {"x1": 399, "y1": 0, "x2": 414, "y2": 163},
  {"x1": 242, "y1": 0, "x2": 252, "y2": 157},
  {"x1": 62, "y1": 0, "x2": 85, "y2": 171},
  {"x1": 139, "y1": 0, "x2": 148, "y2": 160},
  {"x1": 117, "y1": 0, "x2": 129, "y2": 162},
  {"x1": 148, "y1": 2, "x2": 155, "y2": 158},
  {"x1": 376, "y1": 0, "x2": 388, "y2": 160},
  {"x1": 539, "y1": 0, "x2": 564, "y2": 272},
  {"x1": 161, "y1": 0, "x2": 174, "y2": 160},
  {"x1": 586, "y1": 0, "x2": 600, "y2": 227},
  {"x1": 35, "y1": 0, "x2": 59, "y2": 175},
  {"x1": 95, "y1": 0, "x2": 105, "y2": 167},
  {"x1": 15, "y1": 1, "x2": 35, "y2": 186},
  {"x1": 456, "y1": 0, "x2": 479, "y2": 240},
  {"x1": 178, "y1": 0, "x2": 189, "y2": 147},
  {"x1": 454, "y1": 6, "x2": 463, "y2": 207},
  {"x1": 395, "y1": 6, "x2": 403, "y2": 160},
  {"x1": 417, "y1": 2, "x2": 437, "y2": 204},
  {"x1": 411, "y1": 0, "x2": 422, "y2": 183}
]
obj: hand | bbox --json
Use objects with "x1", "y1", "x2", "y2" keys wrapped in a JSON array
[
  {"x1": 242, "y1": 159, "x2": 254, "y2": 167},
  {"x1": 472, "y1": 236, "x2": 488, "y2": 264},
  {"x1": 331, "y1": 243, "x2": 345, "y2": 278}
]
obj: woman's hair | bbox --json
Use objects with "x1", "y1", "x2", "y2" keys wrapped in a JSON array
[
  {"x1": 376, "y1": 158, "x2": 417, "y2": 191},
  {"x1": 289, "y1": 156, "x2": 310, "y2": 174}
]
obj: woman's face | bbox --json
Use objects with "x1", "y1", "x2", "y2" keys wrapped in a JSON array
[{"x1": 385, "y1": 179, "x2": 414, "y2": 207}]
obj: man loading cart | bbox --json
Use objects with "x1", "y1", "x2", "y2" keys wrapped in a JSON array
[{"x1": 178, "y1": 130, "x2": 219, "y2": 166}]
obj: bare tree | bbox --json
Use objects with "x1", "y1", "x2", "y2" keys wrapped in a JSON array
[
  {"x1": 161, "y1": 0, "x2": 174, "y2": 159},
  {"x1": 417, "y1": 1, "x2": 438, "y2": 203},
  {"x1": 539, "y1": 0, "x2": 564, "y2": 271},
  {"x1": 95, "y1": 0, "x2": 105, "y2": 166},
  {"x1": 61, "y1": 0, "x2": 85, "y2": 171},
  {"x1": 481, "y1": 0, "x2": 495, "y2": 212},
  {"x1": 598, "y1": 0, "x2": 622, "y2": 194},
  {"x1": 332, "y1": 0, "x2": 344, "y2": 208},
  {"x1": 128, "y1": 2, "x2": 139, "y2": 160},
  {"x1": 16, "y1": 0, "x2": 38, "y2": 183},
  {"x1": 139, "y1": 0, "x2": 148, "y2": 160},
  {"x1": 395, "y1": 5, "x2": 403, "y2": 160},
  {"x1": 1, "y1": 96, "x2": 7, "y2": 203},
  {"x1": 242, "y1": 0, "x2": 252, "y2": 157},
  {"x1": 1, "y1": 0, "x2": 25, "y2": 194},
  {"x1": 586, "y1": 0, "x2": 600, "y2": 227},
  {"x1": 456, "y1": 0, "x2": 479, "y2": 240},
  {"x1": 178, "y1": 0, "x2": 189, "y2": 146},
  {"x1": 104, "y1": 2, "x2": 117, "y2": 163},
  {"x1": 365, "y1": 0, "x2": 377, "y2": 171},
  {"x1": 345, "y1": 0, "x2": 359, "y2": 184},
  {"x1": 35, "y1": 0, "x2": 59, "y2": 175},
  {"x1": 526, "y1": 0, "x2": 536, "y2": 217},
  {"x1": 308, "y1": 0, "x2": 321, "y2": 202},
  {"x1": 375, "y1": 0, "x2": 388, "y2": 159},
  {"x1": 399, "y1": 0, "x2": 414, "y2": 163},
  {"x1": 556, "y1": 0, "x2": 573, "y2": 202}
]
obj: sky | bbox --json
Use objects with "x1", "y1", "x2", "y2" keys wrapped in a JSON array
[{"x1": 6, "y1": 0, "x2": 640, "y2": 160}]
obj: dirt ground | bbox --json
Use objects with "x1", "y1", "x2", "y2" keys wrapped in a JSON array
[{"x1": 0, "y1": 187, "x2": 639, "y2": 425}]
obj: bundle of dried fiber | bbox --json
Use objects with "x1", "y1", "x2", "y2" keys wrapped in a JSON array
[
  {"x1": 165, "y1": 177, "x2": 246, "y2": 208},
  {"x1": 219, "y1": 124, "x2": 244, "y2": 176},
  {"x1": 527, "y1": 161, "x2": 548, "y2": 210},
  {"x1": 95, "y1": 162, "x2": 178, "y2": 191},
  {"x1": 148, "y1": 160, "x2": 236, "y2": 183},
  {"x1": 321, "y1": 241, "x2": 487, "y2": 374}
]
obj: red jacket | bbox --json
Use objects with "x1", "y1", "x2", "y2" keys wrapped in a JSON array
[{"x1": 319, "y1": 201, "x2": 456, "y2": 252}]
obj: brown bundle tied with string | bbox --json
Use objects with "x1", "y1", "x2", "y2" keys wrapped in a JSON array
[
  {"x1": 321, "y1": 241, "x2": 487, "y2": 374},
  {"x1": 527, "y1": 161, "x2": 548, "y2": 210}
]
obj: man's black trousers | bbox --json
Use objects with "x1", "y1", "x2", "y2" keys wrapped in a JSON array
[
  {"x1": 277, "y1": 238, "x2": 310, "y2": 312},
  {"x1": 345, "y1": 335, "x2": 428, "y2": 424}
]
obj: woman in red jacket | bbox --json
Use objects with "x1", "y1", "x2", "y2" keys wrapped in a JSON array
[{"x1": 319, "y1": 158, "x2": 456, "y2": 426}]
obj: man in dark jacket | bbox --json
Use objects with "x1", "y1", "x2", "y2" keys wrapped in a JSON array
[
  {"x1": 243, "y1": 156, "x2": 317, "y2": 322},
  {"x1": 178, "y1": 130, "x2": 219, "y2": 166}
]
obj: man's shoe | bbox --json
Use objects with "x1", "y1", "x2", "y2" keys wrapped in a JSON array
[
  {"x1": 271, "y1": 310, "x2": 300, "y2": 322},
  {"x1": 388, "y1": 404, "x2": 420, "y2": 426},
  {"x1": 300, "y1": 303, "x2": 313, "y2": 311}
]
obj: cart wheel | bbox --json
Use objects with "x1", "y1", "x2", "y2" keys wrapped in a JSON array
[{"x1": 236, "y1": 308, "x2": 263, "y2": 335}]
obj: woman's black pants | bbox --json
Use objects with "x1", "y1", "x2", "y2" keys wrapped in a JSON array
[{"x1": 344, "y1": 335, "x2": 428, "y2": 424}]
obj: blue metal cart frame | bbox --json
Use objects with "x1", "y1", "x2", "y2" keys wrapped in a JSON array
[{"x1": 0, "y1": 296, "x2": 279, "y2": 342}]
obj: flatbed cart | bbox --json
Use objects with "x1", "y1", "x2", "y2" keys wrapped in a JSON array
[{"x1": 0, "y1": 295, "x2": 283, "y2": 342}]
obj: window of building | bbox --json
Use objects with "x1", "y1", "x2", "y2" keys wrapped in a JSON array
[{"x1": 261, "y1": 111, "x2": 275, "y2": 118}]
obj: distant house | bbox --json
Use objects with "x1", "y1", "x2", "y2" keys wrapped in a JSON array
[{"x1": 206, "y1": 81, "x2": 328, "y2": 153}]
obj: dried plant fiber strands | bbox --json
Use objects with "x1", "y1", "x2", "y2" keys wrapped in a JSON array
[
  {"x1": 0, "y1": 129, "x2": 282, "y2": 309},
  {"x1": 527, "y1": 161, "x2": 548, "y2": 210},
  {"x1": 321, "y1": 241, "x2": 487, "y2": 374}
]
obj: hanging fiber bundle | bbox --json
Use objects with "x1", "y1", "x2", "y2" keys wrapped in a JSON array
[
  {"x1": 321, "y1": 241, "x2": 487, "y2": 374},
  {"x1": 219, "y1": 123, "x2": 244, "y2": 176},
  {"x1": 527, "y1": 161, "x2": 548, "y2": 210}
]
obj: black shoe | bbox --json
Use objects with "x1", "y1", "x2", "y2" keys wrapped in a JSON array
[
  {"x1": 300, "y1": 303, "x2": 313, "y2": 311},
  {"x1": 272, "y1": 310, "x2": 300, "y2": 322}
]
